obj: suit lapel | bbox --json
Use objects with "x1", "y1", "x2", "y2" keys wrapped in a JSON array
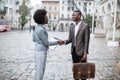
[
  {"x1": 76, "y1": 21, "x2": 83, "y2": 37},
  {"x1": 73, "y1": 25, "x2": 75, "y2": 37}
]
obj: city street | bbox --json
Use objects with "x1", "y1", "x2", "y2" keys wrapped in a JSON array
[{"x1": 0, "y1": 30, "x2": 120, "y2": 80}]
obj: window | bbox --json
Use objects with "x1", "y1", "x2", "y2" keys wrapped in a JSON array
[
  {"x1": 84, "y1": 2, "x2": 87, "y2": 6},
  {"x1": 49, "y1": 6, "x2": 51, "y2": 10},
  {"x1": 55, "y1": 6, "x2": 56, "y2": 10},
  {"x1": 67, "y1": 14, "x2": 69, "y2": 19},
  {"x1": 89, "y1": 9, "x2": 91, "y2": 12},
  {"x1": 9, "y1": 8, "x2": 13, "y2": 15},
  {"x1": 62, "y1": 14, "x2": 64, "y2": 19},
  {"x1": 68, "y1": 0, "x2": 70, "y2": 4},
  {"x1": 49, "y1": 15, "x2": 51, "y2": 19},
  {"x1": 102, "y1": 7, "x2": 105, "y2": 13},
  {"x1": 44, "y1": 6, "x2": 46, "y2": 9},
  {"x1": 54, "y1": 15, "x2": 56, "y2": 19},
  {"x1": 6, "y1": 7, "x2": 8, "y2": 14},
  {"x1": 96, "y1": 9, "x2": 98, "y2": 13},
  {"x1": 6, "y1": 0, "x2": 8, "y2": 4},
  {"x1": 72, "y1": 6, "x2": 74, "y2": 11},
  {"x1": 62, "y1": 6, "x2": 64, "y2": 10},
  {"x1": 62, "y1": 1, "x2": 64, "y2": 4},
  {"x1": 89, "y1": 2, "x2": 91, "y2": 5},
  {"x1": 10, "y1": 0, "x2": 12, "y2": 4},
  {"x1": 68, "y1": 6, "x2": 70, "y2": 11},
  {"x1": 66, "y1": 23, "x2": 68, "y2": 26},
  {"x1": 16, "y1": 1, "x2": 19, "y2": 5}
]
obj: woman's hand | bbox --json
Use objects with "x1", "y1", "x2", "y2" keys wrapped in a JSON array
[{"x1": 57, "y1": 40, "x2": 64, "y2": 45}]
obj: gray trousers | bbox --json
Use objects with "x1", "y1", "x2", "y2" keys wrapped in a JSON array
[{"x1": 34, "y1": 51, "x2": 47, "y2": 80}]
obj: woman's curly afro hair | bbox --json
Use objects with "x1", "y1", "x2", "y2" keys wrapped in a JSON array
[{"x1": 33, "y1": 9, "x2": 47, "y2": 24}]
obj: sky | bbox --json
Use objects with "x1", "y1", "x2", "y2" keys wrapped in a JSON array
[{"x1": 30, "y1": 0, "x2": 41, "y2": 6}]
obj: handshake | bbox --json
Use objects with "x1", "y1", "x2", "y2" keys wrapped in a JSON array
[
  {"x1": 53, "y1": 37, "x2": 65, "y2": 45},
  {"x1": 57, "y1": 40, "x2": 65, "y2": 45}
]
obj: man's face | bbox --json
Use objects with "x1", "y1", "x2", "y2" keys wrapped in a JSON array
[{"x1": 72, "y1": 12, "x2": 81, "y2": 22}]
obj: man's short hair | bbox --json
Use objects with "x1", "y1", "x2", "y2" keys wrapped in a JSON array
[{"x1": 74, "y1": 10, "x2": 82, "y2": 15}]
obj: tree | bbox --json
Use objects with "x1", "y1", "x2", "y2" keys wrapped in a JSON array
[
  {"x1": 0, "y1": 0, "x2": 6, "y2": 17},
  {"x1": 71, "y1": 0, "x2": 79, "y2": 10},
  {"x1": 83, "y1": 14, "x2": 96, "y2": 33},
  {"x1": 83, "y1": 14, "x2": 92, "y2": 28},
  {"x1": 19, "y1": 0, "x2": 30, "y2": 30}
]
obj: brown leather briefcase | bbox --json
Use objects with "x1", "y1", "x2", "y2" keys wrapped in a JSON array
[{"x1": 73, "y1": 62, "x2": 95, "y2": 79}]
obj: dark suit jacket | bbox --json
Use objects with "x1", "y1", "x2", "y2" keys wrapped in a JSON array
[{"x1": 65, "y1": 21, "x2": 90, "y2": 56}]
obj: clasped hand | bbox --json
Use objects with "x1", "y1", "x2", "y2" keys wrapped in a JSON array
[{"x1": 57, "y1": 40, "x2": 64, "y2": 45}]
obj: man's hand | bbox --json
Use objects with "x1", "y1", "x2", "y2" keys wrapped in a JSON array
[
  {"x1": 57, "y1": 40, "x2": 65, "y2": 45},
  {"x1": 83, "y1": 53, "x2": 87, "y2": 60}
]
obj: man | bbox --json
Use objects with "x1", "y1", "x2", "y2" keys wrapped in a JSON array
[{"x1": 59, "y1": 10, "x2": 90, "y2": 80}]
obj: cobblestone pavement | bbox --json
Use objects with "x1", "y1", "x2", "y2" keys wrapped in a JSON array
[{"x1": 0, "y1": 30, "x2": 120, "y2": 80}]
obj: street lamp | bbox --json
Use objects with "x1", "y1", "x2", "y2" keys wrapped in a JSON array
[
  {"x1": 112, "y1": 0, "x2": 117, "y2": 42},
  {"x1": 91, "y1": 0, "x2": 95, "y2": 36},
  {"x1": 29, "y1": 14, "x2": 32, "y2": 32}
]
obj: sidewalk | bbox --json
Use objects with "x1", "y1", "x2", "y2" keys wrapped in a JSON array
[{"x1": 0, "y1": 31, "x2": 120, "y2": 80}]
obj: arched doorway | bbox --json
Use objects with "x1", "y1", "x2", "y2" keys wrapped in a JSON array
[
  {"x1": 101, "y1": 6, "x2": 105, "y2": 14},
  {"x1": 107, "y1": 3, "x2": 111, "y2": 13}
]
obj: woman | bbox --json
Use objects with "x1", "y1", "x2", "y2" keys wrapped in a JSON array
[{"x1": 33, "y1": 9, "x2": 60, "y2": 80}]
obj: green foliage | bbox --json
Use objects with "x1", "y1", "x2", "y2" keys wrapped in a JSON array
[
  {"x1": 19, "y1": 0, "x2": 30, "y2": 30},
  {"x1": 83, "y1": 14, "x2": 93, "y2": 28},
  {"x1": 0, "y1": 0, "x2": 6, "y2": 16}
]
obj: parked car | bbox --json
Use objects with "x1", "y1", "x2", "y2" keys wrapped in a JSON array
[{"x1": 0, "y1": 19, "x2": 10, "y2": 32}]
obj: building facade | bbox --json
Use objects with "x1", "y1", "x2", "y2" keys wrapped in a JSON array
[
  {"x1": 42, "y1": 0, "x2": 59, "y2": 31},
  {"x1": 59, "y1": 0, "x2": 73, "y2": 32},
  {"x1": 0, "y1": 0, "x2": 33, "y2": 29},
  {"x1": 95, "y1": 0, "x2": 120, "y2": 45},
  {"x1": 5, "y1": 0, "x2": 20, "y2": 28},
  {"x1": 59, "y1": 0, "x2": 94, "y2": 32},
  {"x1": 41, "y1": 0, "x2": 94, "y2": 31},
  {"x1": 74, "y1": 0, "x2": 94, "y2": 16}
]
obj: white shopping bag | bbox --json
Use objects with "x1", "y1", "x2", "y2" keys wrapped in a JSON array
[{"x1": 49, "y1": 37, "x2": 59, "y2": 51}]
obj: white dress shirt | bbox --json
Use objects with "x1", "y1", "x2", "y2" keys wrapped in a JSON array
[{"x1": 74, "y1": 21, "x2": 81, "y2": 46}]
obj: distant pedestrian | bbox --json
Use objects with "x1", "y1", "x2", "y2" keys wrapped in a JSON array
[
  {"x1": 29, "y1": 25, "x2": 35, "y2": 33},
  {"x1": 53, "y1": 26, "x2": 56, "y2": 31},
  {"x1": 32, "y1": 9, "x2": 62, "y2": 80}
]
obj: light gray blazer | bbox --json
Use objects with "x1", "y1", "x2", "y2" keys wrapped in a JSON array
[{"x1": 32, "y1": 24, "x2": 58, "y2": 51}]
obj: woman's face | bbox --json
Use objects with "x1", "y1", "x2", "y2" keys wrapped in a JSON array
[{"x1": 44, "y1": 14, "x2": 48, "y2": 24}]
